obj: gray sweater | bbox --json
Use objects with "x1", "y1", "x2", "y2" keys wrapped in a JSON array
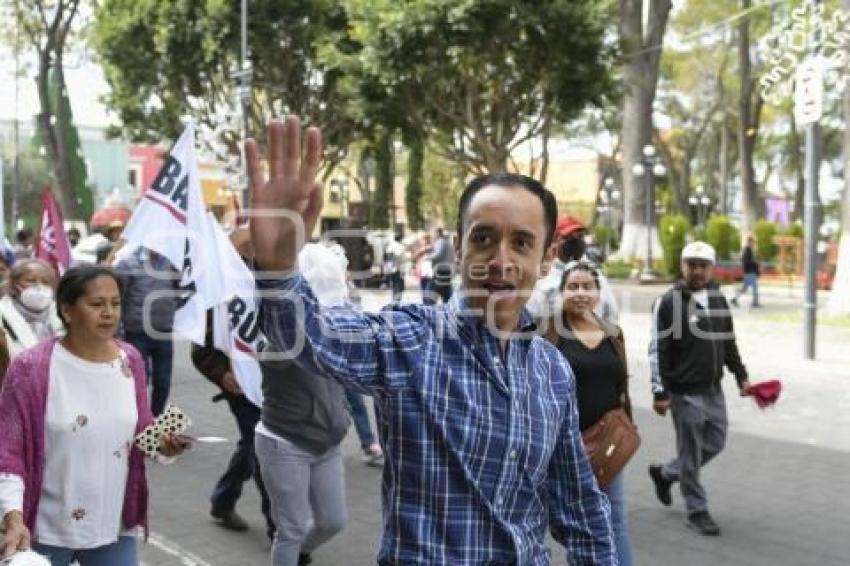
[{"x1": 260, "y1": 359, "x2": 350, "y2": 455}]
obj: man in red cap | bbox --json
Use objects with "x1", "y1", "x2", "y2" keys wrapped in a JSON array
[{"x1": 527, "y1": 215, "x2": 619, "y2": 322}]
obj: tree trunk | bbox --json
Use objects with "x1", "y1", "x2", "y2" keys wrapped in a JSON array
[
  {"x1": 617, "y1": 0, "x2": 672, "y2": 261},
  {"x1": 720, "y1": 114, "x2": 729, "y2": 215},
  {"x1": 404, "y1": 133, "x2": 425, "y2": 231},
  {"x1": 828, "y1": 0, "x2": 850, "y2": 315},
  {"x1": 737, "y1": 0, "x2": 764, "y2": 236},
  {"x1": 370, "y1": 130, "x2": 394, "y2": 229},
  {"x1": 540, "y1": 117, "x2": 551, "y2": 185}
]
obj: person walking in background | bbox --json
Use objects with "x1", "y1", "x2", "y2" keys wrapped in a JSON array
[
  {"x1": 0, "y1": 259, "x2": 63, "y2": 383},
  {"x1": 0, "y1": 265, "x2": 189, "y2": 564},
  {"x1": 114, "y1": 247, "x2": 179, "y2": 416},
  {"x1": 13, "y1": 228, "x2": 33, "y2": 261},
  {"x1": 731, "y1": 235, "x2": 761, "y2": 308},
  {"x1": 545, "y1": 261, "x2": 635, "y2": 565},
  {"x1": 526, "y1": 216, "x2": 619, "y2": 323},
  {"x1": 413, "y1": 234, "x2": 434, "y2": 305},
  {"x1": 345, "y1": 390, "x2": 384, "y2": 467},
  {"x1": 383, "y1": 235, "x2": 406, "y2": 302},
  {"x1": 428, "y1": 227, "x2": 454, "y2": 304},
  {"x1": 648, "y1": 241, "x2": 751, "y2": 537},
  {"x1": 192, "y1": 307, "x2": 275, "y2": 539}
]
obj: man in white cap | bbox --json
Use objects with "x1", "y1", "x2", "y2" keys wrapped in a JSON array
[{"x1": 647, "y1": 241, "x2": 750, "y2": 536}]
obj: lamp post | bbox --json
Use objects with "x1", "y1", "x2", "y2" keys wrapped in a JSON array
[
  {"x1": 599, "y1": 177, "x2": 621, "y2": 260},
  {"x1": 631, "y1": 144, "x2": 666, "y2": 281},
  {"x1": 231, "y1": 0, "x2": 252, "y2": 209},
  {"x1": 689, "y1": 186, "x2": 713, "y2": 228}
]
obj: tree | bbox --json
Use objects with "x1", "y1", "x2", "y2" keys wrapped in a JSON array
[
  {"x1": 92, "y1": 0, "x2": 360, "y2": 165},
  {"x1": 2, "y1": 149, "x2": 54, "y2": 231},
  {"x1": 828, "y1": 0, "x2": 850, "y2": 315},
  {"x1": 404, "y1": 131, "x2": 425, "y2": 231},
  {"x1": 11, "y1": 0, "x2": 89, "y2": 220},
  {"x1": 617, "y1": 0, "x2": 673, "y2": 260},
  {"x1": 341, "y1": 0, "x2": 615, "y2": 175},
  {"x1": 736, "y1": 0, "x2": 767, "y2": 236}
]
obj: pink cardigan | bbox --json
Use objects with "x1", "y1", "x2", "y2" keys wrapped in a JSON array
[{"x1": 0, "y1": 338, "x2": 153, "y2": 539}]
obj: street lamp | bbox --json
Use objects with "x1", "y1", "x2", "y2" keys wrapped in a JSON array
[
  {"x1": 631, "y1": 144, "x2": 666, "y2": 281},
  {"x1": 688, "y1": 186, "x2": 713, "y2": 228},
  {"x1": 599, "y1": 177, "x2": 621, "y2": 260}
]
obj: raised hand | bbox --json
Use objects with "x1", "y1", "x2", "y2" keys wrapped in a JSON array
[{"x1": 246, "y1": 116, "x2": 323, "y2": 273}]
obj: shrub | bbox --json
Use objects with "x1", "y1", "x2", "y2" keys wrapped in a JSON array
[
  {"x1": 705, "y1": 215, "x2": 741, "y2": 260},
  {"x1": 594, "y1": 224, "x2": 619, "y2": 254},
  {"x1": 783, "y1": 222, "x2": 803, "y2": 238},
  {"x1": 754, "y1": 220, "x2": 779, "y2": 261},
  {"x1": 603, "y1": 259, "x2": 633, "y2": 279},
  {"x1": 659, "y1": 214, "x2": 692, "y2": 276}
]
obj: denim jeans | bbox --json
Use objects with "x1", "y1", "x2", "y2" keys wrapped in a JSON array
[
  {"x1": 604, "y1": 472, "x2": 633, "y2": 566},
  {"x1": 255, "y1": 433, "x2": 347, "y2": 566},
  {"x1": 33, "y1": 535, "x2": 137, "y2": 566},
  {"x1": 420, "y1": 277, "x2": 434, "y2": 305},
  {"x1": 736, "y1": 273, "x2": 760, "y2": 306},
  {"x1": 124, "y1": 331, "x2": 174, "y2": 416},
  {"x1": 345, "y1": 390, "x2": 376, "y2": 449},
  {"x1": 211, "y1": 394, "x2": 274, "y2": 535}
]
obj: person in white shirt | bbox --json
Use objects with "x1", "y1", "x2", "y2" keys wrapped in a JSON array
[{"x1": 0, "y1": 265, "x2": 189, "y2": 565}]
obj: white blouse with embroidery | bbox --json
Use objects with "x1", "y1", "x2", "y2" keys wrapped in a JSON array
[{"x1": 0, "y1": 343, "x2": 138, "y2": 548}]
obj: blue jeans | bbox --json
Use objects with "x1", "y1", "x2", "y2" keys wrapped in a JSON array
[
  {"x1": 604, "y1": 472, "x2": 633, "y2": 566},
  {"x1": 124, "y1": 331, "x2": 174, "y2": 416},
  {"x1": 211, "y1": 394, "x2": 274, "y2": 535},
  {"x1": 345, "y1": 390, "x2": 375, "y2": 449},
  {"x1": 420, "y1": 277, "x2": 434, "y2": 305},
  {"x1": 736, "y1": 273, "x2": 760, "y2": 306},
  {"x1": 34, "y1": 535, "x2": 137, "y2": 566}
]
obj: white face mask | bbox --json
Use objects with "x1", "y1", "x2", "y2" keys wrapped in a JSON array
[{"x1": 19, "y1": 285, "x2": 53, "y2": 312}]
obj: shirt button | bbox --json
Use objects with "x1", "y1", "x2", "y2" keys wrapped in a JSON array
[
  {"x1": 510, "y1": 450, "x2": 517, "y2": 459},
  {"x1": 497, "y1": 496, "x2": 504, "y2": 505}
]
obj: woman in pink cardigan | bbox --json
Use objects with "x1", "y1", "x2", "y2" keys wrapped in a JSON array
[{"x1": 0, "y1": 265, "x2": 189, "y2": 565}]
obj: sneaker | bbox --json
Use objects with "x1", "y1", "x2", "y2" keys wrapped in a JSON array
[
  {"x1": 210, "y1": 508, "x2": 249, "y2": 532},
  {"x1": 363, "y1": 443, "x2": 384, "y2": 467},
  {"x1": 298, "y1": 553, "x2": 313, "y2": 565},
  {"x1": 686, "y1": 511, "x2": 721, "y2": 536},
  {"x1": 730, "y1": 297, "x2": 739, "y2": 307},
  {"x1": 648, "y1": 464, "x2": 673, "y2": 506}
]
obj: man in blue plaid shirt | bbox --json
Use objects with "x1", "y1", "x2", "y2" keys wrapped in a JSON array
[{"x1": 247, "y1": 117, "x2": 616, "y2": 565}]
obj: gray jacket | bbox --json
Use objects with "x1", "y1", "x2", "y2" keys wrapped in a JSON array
[
  {"x1": 261, "y1": 359, "x2": 350, "y2": 455},
  {"x1": 429, "y1": 235, "x2": 455, "y2": 280},
  {"x1": 114, "y1": 249, "x2": 179, "y2": 334}
]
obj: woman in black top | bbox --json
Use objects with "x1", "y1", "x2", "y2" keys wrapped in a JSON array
[{"x1": 546, "y1": 261, "x2": 634, "y2": 566}]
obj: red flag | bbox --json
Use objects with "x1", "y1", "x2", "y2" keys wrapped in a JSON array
[{"x1": 35, "y1": 187, "x2": 72, "y2": 276}]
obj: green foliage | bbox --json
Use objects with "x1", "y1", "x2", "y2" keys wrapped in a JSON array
[
  {"x1": 369, "y1": 131, "x2": 393, "y2": 229},
  {"x1": 404, "y1": 134, "x2": 425, "y2": 231},
  {"x1": 782, "y1": 221, "x2": 803, "y2": 238},
  {"x1": 2, "y1": 151, "x2": 54, "y2": 234},
  {"x1": 420, "y1": 146, "x2": 463, "y2": 229},
  {"x1": 92, "y1": 0, "x2": 359, "y2": 162},
  {"x1": 338, "y1": 0, "x2": 615, "y2": 173},
  {"x1": 659, "y1": 214, "x2": 692, "y2": 276},
  {"x1": 594, "y1": 224, "x2": 619, "y2": 253},
  {"x1": 754, "y1": 220, "x2": 779, "y2": 261},
  {"x1": 704, "y1": 215, "x2": 741, "y2": 260},
  {"x1": 603, "y1": 259, "x2": 633, "y2": 279}
]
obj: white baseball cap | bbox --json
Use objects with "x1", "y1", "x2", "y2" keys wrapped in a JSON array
[{"x1": 681, "y1": 241, "x2": 716, "y2": 264}]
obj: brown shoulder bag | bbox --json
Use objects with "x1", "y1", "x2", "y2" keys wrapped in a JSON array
[{"x1": 581, "y1": 407, "x2": 640, "y2": 489}]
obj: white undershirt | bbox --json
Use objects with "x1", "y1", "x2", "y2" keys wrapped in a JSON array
[
  {"x1": 692, "y1": 289, "x2": 709, "y2": 309},
  {"x1": 0, "y1": 343, "x2": 137, "y2": 548}
]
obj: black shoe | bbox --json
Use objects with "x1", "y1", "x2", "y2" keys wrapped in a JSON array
[
  {"x1": 210, "y1": 508, "x2": 250, "y2": 532},
  {"x1": 686, "y1": 511, "x2": 720, "y2": 536},
  {"x1": 298, "y1": 553, "x2": 313, "y2": 565},
  {"x1": 648, "y1": 464, "x2": 673, "y2": 506}
]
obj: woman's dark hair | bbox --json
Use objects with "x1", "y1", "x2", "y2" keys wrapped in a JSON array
[
  {"x1": 55, "y1": 265, "x2": 124, "y2": 327},
  {"x1": 456, "y1": 173, "x2": 558, "y2": 252},
  {"x1": 559, "y1": 260, "x2": 600, "y2": 291}
]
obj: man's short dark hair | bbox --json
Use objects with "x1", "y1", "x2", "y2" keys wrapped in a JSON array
[{"x1": 456, "y1": 173, "x2": 558, "y2": 251}]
